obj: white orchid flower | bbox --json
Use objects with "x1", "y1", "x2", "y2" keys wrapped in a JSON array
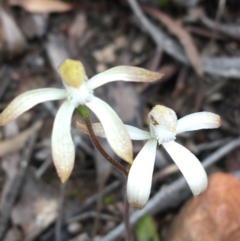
[
  {"x1": 77, "y1": 105, "x2": 221, "y2": 209},
  {"x1": 0, "y1": 59, "x2": 163, "y2": 182}
]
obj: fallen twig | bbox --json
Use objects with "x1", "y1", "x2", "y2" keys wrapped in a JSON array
[
  {"x1": 66, "y1": 211, "x2": 120, "y2": 223},
  {"x1": 172, "y1": 67, "x2": 188, "y2": 97},
  {"x1": 0, "y1": 121, "x2": 42, "y2": 158},
  {"x1": 200, "y1": 12, "x2": 240, "y2": 40},
  {"x1": 66, "y1": 180, "x2": 121, "y2": 224},
  {"x1": 206, "y1": 0, "x2": 226, "y2": 50},
  {"x1": 202, "y1": 137, "x2": 240, "y2": 168},
  {"x1": 55, "y1": 183, "x2": 66, "y2": 241},
  {"x1": 127, "y1": 0, "x2": 240, "y2": 78},
  {"x1": 142, "y1": 5, "x2": 203, "y2": 76},
  {"x1": 91, "y1": 170, "x2": 110, "y2": 237},
  {"x1": 0, "y1": 123, "x2": 41, "y2": 240},
  {"x1": 195, "y1": 137, "x2": 232, "y2": 154},
  {"x1": 201, "y1": 57, "x2": 240, "y2": 78},
  {"x1": 0, "y1": 67, "x2": 11, "y2": 100}
]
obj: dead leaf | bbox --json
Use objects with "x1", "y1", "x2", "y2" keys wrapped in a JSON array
[
  {"x1": 132, "y1": 36, "x2": 146, "y2": 54},
  {"x1": 0, "y1": 7, "x2": 27, "y2": 55},
  {"x1": 93, "y1": 36, "x2": 127, "y2": 64},
  {"x1": 103, "y1": 82, "x2": 142, "y2": 125},
  {"x1": 8, "y1": 0, "x2": 75, "y2": 13},
  {"x1": 93, "y1": 44, "x2": 116, "y2": 64},
  {"x1": 3, "y1": 227, "x2": 23, "y2": 241},
  {"x1": 69, "y1": 13, "x2": 87, "y2": 40},
  {"x1": 12, "y1": 171, "x2": 58, "y2": 241},
  {"x1": 166, "y1": 172, "x2": 240, "y2": 241},
  {"x1": 0, "y1": 120, "x2": 42, "y2": 158},
  {"x1": 142, "y1": 5, "x2": 203, "y2": 77},
  {"x1": 114, "y1": 35, "x2": 127, "y2": 49}
]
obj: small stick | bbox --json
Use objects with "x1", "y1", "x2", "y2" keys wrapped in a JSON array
[
  {"x1": 91, "y1": 177, "x2": 106, "y2": 237},
  {"x1": 66, "y1": 180, "x2": 121, "y2": 223},
  {"x1": 55, "y1": 182, "x2": 66, "y2": 241},
  {"x1": 172, "y1": 67, "x2": 188, "y2": 98},
  {"x1": 208, "y1": 0, "x2": 226, "y2": 49},
  {"x1": 0, "y1": 129, "x2": 39, "y2": 240},
  {"x1": 0, "y1": 67, "x2": 11, "y2": 101},
  {"x1": 67, "y1": 211, "x2": 120, "y2": 223}
]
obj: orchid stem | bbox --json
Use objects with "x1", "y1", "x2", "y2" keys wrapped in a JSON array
[{"x1": 76, "y1": 106, "x2": 128, "y2": 177}]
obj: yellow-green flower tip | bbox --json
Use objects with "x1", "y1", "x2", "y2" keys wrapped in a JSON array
[{"x1": 58, "y1": 59, "x2": 86, "y2": 88}]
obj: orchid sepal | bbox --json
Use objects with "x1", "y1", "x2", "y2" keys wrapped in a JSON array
[
  {"x1": 52, "y1": 100, "x2": 75, "y2": 183},
  {"x1": 88, "y1": 66, "x2": 164, "y2": 89},
  {"x1": 86, "y1": 96, "x2": 133, "y2": 164},
  {"x1": 176, "y1": 112, "x2": 221, "y2": 134},
  {"x1": 0, "y1": 88, "x2": 67, "y2": 125},
  {"x1": 77, "y1": 122, "x2": 152, "y2": 140}
]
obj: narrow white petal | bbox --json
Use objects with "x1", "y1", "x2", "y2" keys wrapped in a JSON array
[
  {"x1": 127, "y1": 139, "x2": 157, "y2": 209},
  {"x1": 88, "y1": 66, "x2": 164, "y2": 89},
  {"x1": 176, "y1": 112, "x2": 221, "y2": 134},
  {"x1": 0, "y1": 88, "x2": 67, "y2": 125},
  {"x1": 86, "y1": 97, "x2": 133, "y2": 163},
  {"x1": 76, "y1": 122, "x2": 151, "y2": 140},
  {"x1": 52, "y1": 100, "x2": 75, "y2": 182},
  {"x1": 163, "y1": 141, "x2": 207, "y2": 196},
  {"x1": 125, "y1": 125, "x2": 152, "y2": 140}
]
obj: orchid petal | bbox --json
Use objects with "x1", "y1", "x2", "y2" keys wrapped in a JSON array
[
  {"x1": 0, "y1": 88, "x2": 67, "y2": 125},
  {"x1": 52, "y1": 100, "x2": 75, "y2": 183},
  {"x1": 176, "y1": 112, "x2": 221, "y2": 134},
  {"x1": 88, "y1": 66, "x2": 164, "y2": 89},
  {"x1": 76, "y1": 122, "x2": 151, "y2": 140},
  {"x1": 127, "y1": 139, "x2": 157, "y2": 209},
  {"x1": 125, "y1": 125, "x2": 152, "y2": 140},
  {"x1": 86, "y1": 97, "x2": 133, "y2": 163},
  {"x1": 163, "y1": 141, "x2": 207, "y2": 196}
]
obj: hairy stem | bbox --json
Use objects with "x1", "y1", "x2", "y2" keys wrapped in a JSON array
[
  {"x1": 84, "y1": 117, "x2": 128, "y2": 177},
  {"x1": 76, "y1": 106, "x2": 128, "y2": 177}
]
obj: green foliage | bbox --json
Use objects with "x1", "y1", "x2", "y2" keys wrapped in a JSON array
[{"x1": 136, "y1": 215, "x2": 161, "y2": 241}]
